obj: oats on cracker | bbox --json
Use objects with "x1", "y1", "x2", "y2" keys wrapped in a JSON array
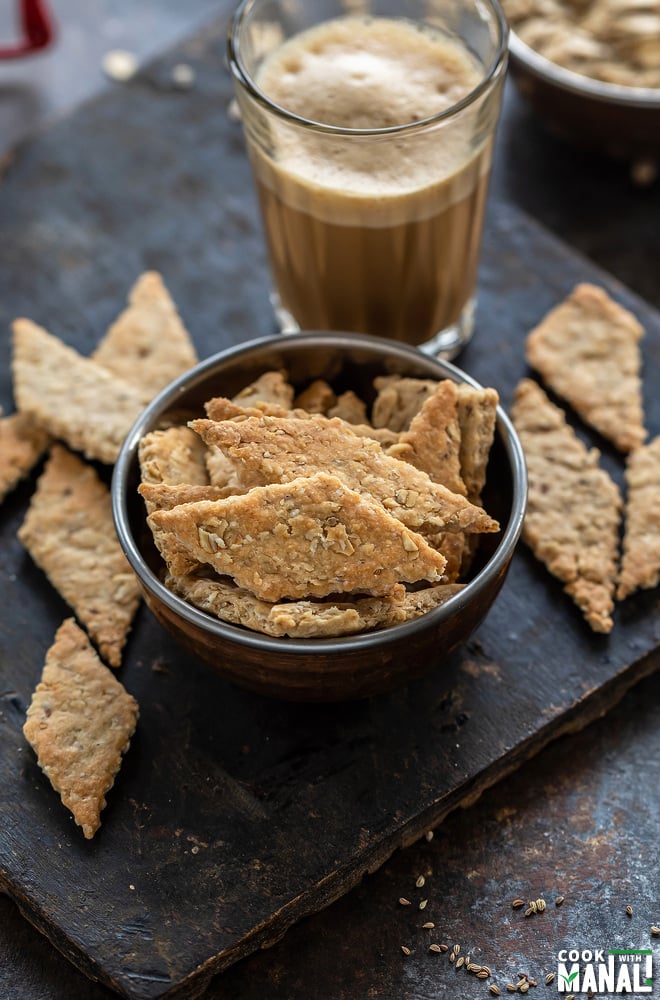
[
  {"x1": 511, "y1": 378, "x2": 622, "y2": 634},
  {"x1": 138, "y1": 426, "x2": 210, "y2": 488},
  {"x1": 233, "y1": 370, "x2": 294, "y2": 409},
  {"x1": 525, "y1": 283, "x2": 646, "y2": 453},
  {"x1": 618, "y1": 436, "x2": 660, "y2": 600},
  {"x1": 456, "y1": 384, "x2": 499, "y2": 505},
  {"x1": 92, "y1": 271, "x2": 198, "y2": 401},
  {"x1": 327, "y1": 390, "x2": 369, "y2": 425},
  {"x1": 387, "y1": 380, "x2": 465, "y2": 494},
  {"x1": 12, "y1": 319, "x2": 145, "y2": 464},
  {"x1": 18, "y1": 445, "x2": 141, "y2": 667},
  {"x1": 190, "y1": 414, "x2": 499, "y2": 536},
  {"x1": 148, "y1": 472, "x2": 448, "y2": 601},
  {"x1": 168, "y1": 572, "x2": 409, "y2": 638},
  {"x1": 0, "y1": 411, "x2": 50, "y2": 504},
  {"x1": 372, "y1": 376, "x2": 439, "y2": 432},
  {"x1": 23, "y1": 618, "x2": 138, "y2": 839}
]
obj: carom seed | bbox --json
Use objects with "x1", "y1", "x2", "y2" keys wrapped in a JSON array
[
  {"x1": 450, "y1": 952, "x2": 456, "y2": 963},
  {"x1": 481, "y1": 966, "x2": 492, "y2": 976},
  {"x1": 401, "y1": 945, "x2": 411, "y2": 956},
  {"x1": 477, "y1": 970, "x2": 491, "y2": 979},
  {"x1": 422, "y1": 922, "x2": 435, "y2": 929},
  {"x1": 416, "y1": 875, "x2": 426, "y2": 888},
  {"x1": 456, "y1": 956, "x2": 465, "y2": 969},
  {"x1": 506, "y1": 986, "x2": 517, "y2": 993},
  {"x1": 399, "y1": 897, "x2": 411, "y2": 906},
  {"x1": 512, "y1": 898, "x2": 526, "y2": 908},
  {"x1": 519, "y1": 983, "x2": 529, "y2": 994},
  {"x1": 419, "y1": 899, "x2": 428, "y2": 910},
  {"x1": 651, "y1": 926, "x2": 660, "y2": 936},
  {"x1": 555, "y1": 896, "x2": 565, "y2": 906},
  {"x1": 440, "y1": 943, "x2": 449, "y2": 952},
  {"x1": 524, "y1": 907, "x2": 534, "y2": 917},
  {"x1": 536, "y1": 898, "x2": 546, "y2": 912},
  {"x1": 489, "y1": 986, "x2": 501, "y2": 996},
  {"x1": 626, "y1": 905, "x2": 633, "y2": 917},
  {"x1": 527, "y1": 979, "x2": 538, "y2": 986},
  {"x1": 429, "y1": 943, "x2": 442, "y2": 954},
  {"x1": 453, "y1": 944, "x2": 461, "y2": 955},
  {"x1": 546, "y1": 972, "x2": 556, "y2": 985},
  {"x1": 425, "y1": 830, "x2": 434, "y2": 842}
]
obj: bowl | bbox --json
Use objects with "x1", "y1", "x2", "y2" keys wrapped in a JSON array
[
  {"x1": 112, "y1": 333, "x2": 527, "y2": 702},
  {"x1": 508, "y1": 29, "x2": 660, "y2": 167}
]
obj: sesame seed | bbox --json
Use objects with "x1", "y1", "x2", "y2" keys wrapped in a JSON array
[{"x1": 401, "y1": 945, "x2": 411, "y2": 956}]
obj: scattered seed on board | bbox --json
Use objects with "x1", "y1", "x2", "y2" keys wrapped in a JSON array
[
  {"x1": 399, "y1": 897, "x2": 411, "y2": 906},
  {"x1": 516, "y1": 978, "x2": 528, "y2": 989},
  {"x1": 555, "y1": 896, "x2": 565, "y2": 906},
  {"x1": 506, "y1": 986, "x2": 517, "y2": 993},
  {"x1": 468, "y1": 964, "x2": 482, "y2": 973},
  {"x1": 419, "y1": 899, "x2": 428, "y2": 910},
  {"x1": 401, "y1": 945, "x2": 411, "y2": 956},
  {"x1": 416, "y1": 875, "x2": 426, "y2": 888},
  {"x1": 477, "y1": 970, "x2": 491, "y2": 979},
  {"x1": 422, "y1": 921, "x2": 435, "y2": 929},
  {"x1": 519, "y1": 983, "x2": 530, "y2": 994},
  {"x1": 440, "y1": 943, "x2": 449, "y2": 952},
  {"x1": 450, "y1": 952, "x2": 456, "y2": 963},
  {"x1": 455, "y1": 956, "x2": 465, "y2": 969},
  {"x1": 429, "y1": 943, "x2": 442, "y2": 954},
  {"x1": 481, "y1": 966, "x2": 492, "y2": 976},
  {"x1": 512, "y1": 898, "x2": 526, "y2": 909},
  {"x1": 546, "y1": 972, "x2": 556, "y2": 985},
  {"x1": 536, "y1": 898, "x2": 546, "y2": 912},
  {"x1": 626, "y1": 905, "x2": 633, "y2": 917},
  {"x1": 652, "y1": 926, "x2": 660, "y2": 936},
  {"x1": 453, "y1": 944, "x2": 461, "y2": 955},
  {"x1": 489, "y1": 986, "x2": 501, "y2": 996},
  {"x1": 525, "y1": 907, "x2": 535, "y2": 917}
]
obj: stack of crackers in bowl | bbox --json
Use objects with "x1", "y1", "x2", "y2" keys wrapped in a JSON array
[
  {"x1": 113, "y1": 333, "x2": 526, "y2": 702},
  {"x1": 511, "y1": 282, "x2": 660, "y2": 634},
  {"x1": 2, "y1": 272, "x2": 199, "y2": 838}
]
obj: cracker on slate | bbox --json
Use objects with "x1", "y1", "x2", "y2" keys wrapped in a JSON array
[
  {"x1": 23, "y1": 618, "x2": 139, "y2": 839},
  {"x1": 0, "y1": 411, "x2": 50, "y2": 505},
  {"x1": 92, "y1": 271, "x2": 198, "y2": 401},
  {"x1": 148, "y1": 472, "x2": 448, "y2": 601},
  {"x1": 525, "y1": 282, "x2": 646, "y2": 453},
  {"x1": 168, "y1": 572, "x2": 408, "y2": 638},
  {"x1": 618, "y1": 435, "x2": 660, "y2": 600},
  {"x1": 12, "y1": 319, "x2": 146, "y2": 465},
  {"x1": 511, "y1": 379, "x2": 622, "y2": 634},
  {"x1": 18, "y1": 445, "x2": 141, "y2": 667},
  {"x1": 191, "y1": 413, "x2": 499, "y2": 536}
]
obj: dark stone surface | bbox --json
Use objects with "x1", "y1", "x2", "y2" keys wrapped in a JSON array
[{"x1": 1, "y1": 9, "x2": 659, "y2": 1000}]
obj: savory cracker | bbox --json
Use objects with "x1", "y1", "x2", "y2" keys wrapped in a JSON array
[
  {"x1": 233, "y1": 370, "x2": 294, "y2": 409},
  {"x1": 399, "y1": 583, "x2": 465, "y2": 617},
  {"x1": 18, "y1": 445, "x2": 141, "y2": 667},
  {"x1": 617, "y1": 436, "x2": 660, "y2": 600},
  {"x1": 525, "y1": 283, "x2": 646, "y2": 453},
  {"x1": 148, "y1": 472, "x2": 448, "y2": 601},
  {"x1": 139, "y1": 481, "x2": 237, "y2": 511},
  {"x1": 456, "y1": 384, "x2": 499, "y2": 505},
  {"x1": 138, "y1": 426, "x2": 209, "y2": 488},
  {"x1": 191, "y1": 414, "x2": 499, "y2": 536},
  {"x1": 387, "y1": 380, "x2": 465, "y2": 494},
  {"x1": 327, "y1": 390, "x2": 368, "y2": 425},
  {"x1": 168, "y1": 572, "x2": 409, "y2": 638},
  {"x1": 371, "y1": 375, "x2": 439, "y2": 432},
  {"x1": 92, "y1": 271, "x2": 198, "y2": 400},
  {"x1": 23, "y1": 618, "x2": 138, "y2": 839},
  {"x1": 511, "y1": 379, "x2": 621, "y2": 634},
  {"x1": 293, "y1": 378, "x2": 336, "y2": 414},
  {"x1": 12, "y1": 318, "x2": 145, "y2": 464},
  {"x1": 0, "y1": 411, "x2": 50, "y2": 504}
]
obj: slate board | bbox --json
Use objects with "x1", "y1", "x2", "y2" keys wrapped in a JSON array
[{"x1": 1, "y1": 13, "x2": 660, "y2": 1000}]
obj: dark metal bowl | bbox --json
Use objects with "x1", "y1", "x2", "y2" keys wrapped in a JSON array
[
  {"x1": 509, "y1": 29, "x2": 660, "y2": 164},
  {"x1": 112, "y1": 333, "x2": 527, "y2": 702}
]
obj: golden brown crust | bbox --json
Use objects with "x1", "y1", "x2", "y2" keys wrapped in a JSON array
[
  {"x1": 293, "y1": 378, "x2": 336, "y2": 414},
  {"x1": 618, "y1": 436, "x2": 660, "y2": 600},
  {"x1": 387, "y1": 380, "x2": 465, "y2": 494},
  {"x1": 526, "y1": 283, "x2": 646, "y2": 453},
  {"x1": 190, "y1": 413, "x2": 499, "y2": 536},
  {"x1": 18, "y1": 445, "x2": 142, "y2": 667},
  {"x1": 12, "y1": 318, "x2": 145, "y2": 464},
  {"x1": 327, "y1": 390, "x2": 369, "y2": 425},
  {"x1": 148, "y1": 472, "x2": 448, "y2": 601},
  {"x1": 371, "y1": 376, "x2": 439, "y2": 432},
  {"x1": 23, "y1": 618, "x2": 138, "y2": 839},
  {"x1": 138, "y1": 426, "x2": 210, "y2": 489},
  {"x1": 456, "y1": 384, "x2": 499, "y2": 505},
  {"x1": 511, "y1": 379, "x2": 621, "y2": 633},
  {"x1": 92, "y1": 272, "x2": 198, "y2": 400},
  {"x1": 0, "y1": 411, "x2": 50, "y2": 504},
  {"x1": 233, "y1": 370, "x2": 294, "y2": 408}
]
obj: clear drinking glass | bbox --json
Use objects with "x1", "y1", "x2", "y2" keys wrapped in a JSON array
[{"x1": 227, "y1": 0, "x2": 508, "y2": 358}]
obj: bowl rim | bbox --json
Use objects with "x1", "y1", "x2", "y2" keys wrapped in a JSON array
[
  {"x1": 509, "y1": 29, "x2": 660, "y2": 109},
  {"x1": 112, "y1": 332, "x2": 527, "y2": 656}
]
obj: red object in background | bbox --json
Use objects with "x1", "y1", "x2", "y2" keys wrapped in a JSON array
[{"x1": 0, "y1": 0, "x2": 54, "y2": 58}]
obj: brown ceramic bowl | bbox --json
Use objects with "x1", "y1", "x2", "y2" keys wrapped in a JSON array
[
  {"x1": 112, "y1": 333, "x2": 526, "y2": 702},
  {"x1": 509, "y1": 29, "x2": 660, "y2": 165}
]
